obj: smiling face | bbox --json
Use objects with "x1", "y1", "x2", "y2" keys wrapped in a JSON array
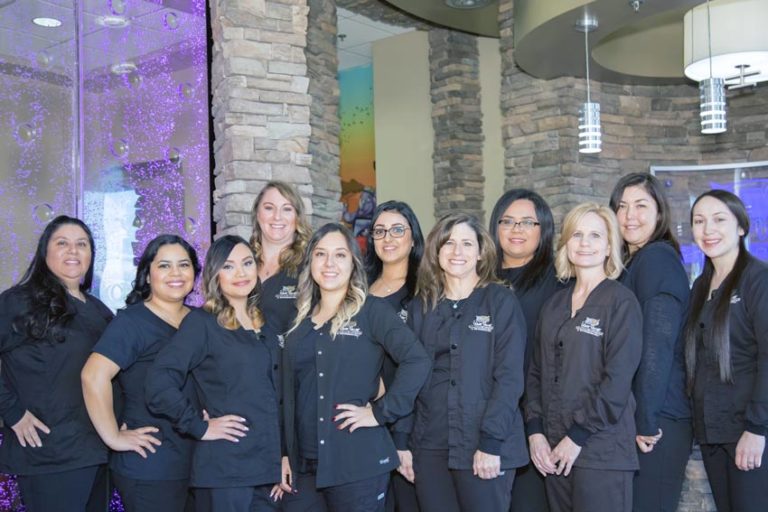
[
  {"x1": 615, "y1": 185, "x2": 659, "y2": 253},
  {"x1": 147, "y1": 243, "x2": 195, "y2": 304},
  {"x1": 497, "y1": 199, "x2": 541, "y2": 267},
  {"x1": 691, "y1": 195, "x2": 744, "y2": 263},
  {"x1": 217, "y1": 243, "x2": 258, "y2": 302},
  {"x1": 438, "y1": 222, "x2": 482, "y2": 281},
  {"x1": 256, "y1": 186, "x2": 298, "y2": 246},
  {"x1": 566, "y1": 212, "x2": 610, "y2": 272},
  {"x1": 372, "y1": 210, "x2": 413, "y2": 267},
  {"x1": 311, "y1": 231, "x2": 354, "y2": 294},
  {"x1": 45, "y1": 223, "x2": 92, "y2": 291}
]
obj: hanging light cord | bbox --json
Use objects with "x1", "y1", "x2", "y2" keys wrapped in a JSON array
[
  {"x1": 584, "y1": 24, "x2": 591, "y2": 104},
  {"x1": 707, "y1": 0, "x2": 713, "y2": 79}
]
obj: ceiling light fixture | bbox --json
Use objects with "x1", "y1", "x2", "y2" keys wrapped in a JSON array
[
  {"x1": 576, "y1": 15, "x2": 601, "y2": 154},
  {"x1": 95, "y1": 15, "x2": 130, "y2": 28},
  {"x1": 445, "y1": 0, "x2": 494, "y2": 10},
  {"x1": 688, "y1": 0, "x2": 727, "y2": 134},
  {"x1": 110, "y1": 62, "x2": 137, "y2": 75},
  {"x1": 32, "y1": 17, "x2": 62, "y2": 28}
]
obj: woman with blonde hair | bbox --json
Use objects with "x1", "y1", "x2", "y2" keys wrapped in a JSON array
[
  {"x1": 146, "y1": 235, "x2": 284, "y2": 511},
  {"x1": 526, "y1": 203, "x2": 642, "y2": 512},
  {"x1": 395, "y1": 213, "x2": 528, "y2": 512},
  {"x1": 250, "y1": 180, "x2": 312, "y2": 334},
  {"x1": 281, "y1": 223, "x2": 430, "y2": 512}
]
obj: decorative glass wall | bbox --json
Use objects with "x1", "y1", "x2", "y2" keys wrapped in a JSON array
[{"x1": 0, "y1": 0, "x2": 211, "y2": 309}]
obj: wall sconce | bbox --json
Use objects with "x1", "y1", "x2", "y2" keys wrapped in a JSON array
[{"x1": 576, "y1": 15, "x2": 601, "y2": 154}]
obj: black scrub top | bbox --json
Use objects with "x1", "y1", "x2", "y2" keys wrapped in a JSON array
[
  {"x1": 93, "y1": 302, "x2": 197, "y2": 480},
  {"x1": 293, "y1": 327, "x2": 323, "y2": 460},
  {"x1": 259, "y1": 270, "x2": 298, "y2": 335},
  {"x1": 145, "y1": 308, "x2": 282, "y2": 488},
  {"x1": 0, "y1": 288, "x2": 113, "y2": 475},
  {"x1": 376, "y1": 285, "x2": 410, "y2": 390}
]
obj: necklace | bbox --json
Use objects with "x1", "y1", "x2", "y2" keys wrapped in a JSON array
[{"x1": 375, "y1": 276, "x2": 406, "y2": 294}]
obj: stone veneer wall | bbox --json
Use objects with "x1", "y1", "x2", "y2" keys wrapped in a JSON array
[
  {"x1": 210, "y1": 0, "x2": 341, "y2": 238},
  {"x1": 429, "y1": 28, "x2": 485, "y2": 221}
]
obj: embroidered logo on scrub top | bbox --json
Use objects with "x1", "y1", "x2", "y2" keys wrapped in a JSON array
[
  {"x1": 398, "y1": 308, "x2": 408, "y2": 323},
  {"x1": 275, "y1": 285, "x2": 298, "y2": 300},
  {"x1": 730, "y1": 293, "x2": 741, "y2": 304},
  {"x1": 337, "y1": 321, "x2": 363, "y2": 338},
  {"x1": 468, "y1": 315, "x2": 494, "y2": 332},
  {"x1": 576, "y1": 317, "x2": 603, "y2": 337}
]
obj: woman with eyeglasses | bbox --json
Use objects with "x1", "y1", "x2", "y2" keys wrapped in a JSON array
[
  {"x1": 250, "y1": 181, "x2": 312, "y2": 334},
  {"x1": 609, "y1": 173, "x2": 692, "y2": 512},
  {"x1": 489, "y1": 190, "x2": 562, "y2": 512},
  {"x1": 365, "y1": 201, "x2": 425, "y2": 512},
  {"x1": 81, "y1": 234, "x2": 201, "y2": 512},
  {"x1": 395, "y1": 213, "x2": 528, "y2": 512},
  {"x1": 0, "y1": 216, "x2": 114, "y2": 512},
  {"x1": 146, "y1": 236, "x2": 284, "y2": 510},
  {"x1": 526, "y1": 203, "x2": 642, "y2": 512},
  {"x1": 683, "y1": 190, "x2": 768, "y2": 512},
  {"x1": 281, "y1": 223, "x2": 430, "y2": 512}
]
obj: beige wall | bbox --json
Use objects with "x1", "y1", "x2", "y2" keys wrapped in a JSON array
[{"x1": 372, "y1": 31, "x2": 504, "y2": 234}]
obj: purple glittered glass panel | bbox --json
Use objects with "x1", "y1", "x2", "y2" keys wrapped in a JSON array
[{"x1": 81, "y1": 0, "x2": 210, "y2": 310}]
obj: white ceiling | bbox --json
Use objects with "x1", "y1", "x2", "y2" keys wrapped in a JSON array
[{"x1": 337, "y1": 7, "x2": 413, "y2": 71}]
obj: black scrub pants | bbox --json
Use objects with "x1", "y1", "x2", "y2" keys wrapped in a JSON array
[
  {"x1": 700, "y1": 442, "x2": 768, "y2": 512},
  {"x1": 112, "y1": 472, "x2": 189, "y2": 512},
  {"x1": 544, "y1": 467, "x2": 633, "y2": 512},
  {"x1": 633, "y1": 417, "x2": 692, "y2": 512},
  {"x1": 195, "y1": 485, "x2": 280, "y2": 512},
  {"x1": 282, "y1": 459, "x2": 389, "y2": 512},
  {"x1": 413, "y1": 449, "x2": 515, "y2": 512},
  {"x1": 385, "y1": 471, "x2": 420, "y2": 512},
  {"x1": 17, "y1": 464, "x2": 108, "y2": 512},
  {"x1": 510, "y1": 461, "x2": 549, "y2": 512}
]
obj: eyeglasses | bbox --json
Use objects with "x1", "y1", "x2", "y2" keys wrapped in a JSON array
[
  {"x1": 498, "y1": 218, "x2": 540, "y2": 231},
  {"x1": 371, "y1": 225, "x2": 410, "y2": 240}
]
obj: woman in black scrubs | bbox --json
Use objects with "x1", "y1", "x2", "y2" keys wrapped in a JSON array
[
  {"x1": 609, "y1": 173, "x2": 692, "y2": 512},
  {"x1": 81, "y1": 234, "x2": 201, "y2": 511},
  {"x1": 398, "y1": 212, "x2": 528, "y2": 512},
  {"x1": 489, "y1": 189, "x2": 560, "y2": 512},
  {"x1": 250, "y1": 180, "x2": 312, "y2": 334},
  {"x1": 526, "y1": 203, "x2": 642, "y2": 512},
  {"x1": 683, "y1": 190, "x2": 768, "y2": 512},
  {"x1": 281, "y1": 223, "x2": 430, "y2": 512},
  {"x1": 365, "y1": 200, "x2": 425, "y2": 512},
  {"x1": 146, "y1": 236, "x2": 284, "y2": 511},
  {"x1": 0, "y1": 215, "x2": 113, "y2": 512}
]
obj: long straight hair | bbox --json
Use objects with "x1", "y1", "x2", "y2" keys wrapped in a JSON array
[
  {"x1": 609, "y1": 172, "x2": 681, "y2": 262},
  {"x1": 13, "y1": 216, "x2": 95, "y2": 342},
  {"x1": 417, "y1": 213, "x2": 498, "y2": 311},
  {"x1": 364, "y1": 200, "x2": 424, "y2": 305},
  {"x1": 291, "y1": 223, "x2": 368, "y2": 337},
  {"x1": 488, "y1": 189, "x2": 555, "y2": 291},
  {"x1": 202, "y1": 236, "x2": 263, "y2": 330},
  {"x1": 684, "y1": 190, "x2": 751, "y2": 388}
]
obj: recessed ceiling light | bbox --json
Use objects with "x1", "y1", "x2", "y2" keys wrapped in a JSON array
[
  {"x1": 110, "y1": 62, "x2": 137, "y2": 75},
  {"x1": 96, "y1": 15, "x2": 130, "y2": 28},
  {"x1": 444, "y1": 0, "x2": 494, "y2": 9},
  {"x1": 32, "y1": 17, "x2": 62, "y2": 28}
]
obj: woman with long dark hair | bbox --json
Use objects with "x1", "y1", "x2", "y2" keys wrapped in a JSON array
[
  {"x1": 609, "y1": 173, "x2": 692, "y2": 512},
  {"x1": 489, "y1": 189, "x2": 561, "y2": 512},
  {"x1": 0, "y1": 215, "x2": 114, "y2": 511},
  {"x1": 683, "y1": 190, "x2": 768, "y2": 512},
  {"x1": 146, "y1": 236, "x2": 284, "y2": 510},
  {"x1": 526, "y1": 203, "x2": 642, "y2": 512},
  {"x1": 81, "y1": 234, "x2": 201, "y2": 511},
  {"x1": 250, "y1": 181, "x2": 312, "y2": 334},
  {"x1": 281, "y1": 223, "x2": 430, "y2": 512},
  {"x1": 365, "y1": 200, "x2": 425, "y2": 512},
  {"x1": 397, "y1": 213, "x2": 528, "y2": 512}
]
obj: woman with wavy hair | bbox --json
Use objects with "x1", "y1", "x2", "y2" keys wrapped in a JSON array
[
  {"x1": 250, "y1": 181, "x2": 312, "y2": 334},
  {"x1": 0, "y1": 215, "x2": 114, "y2": 512},
  {"x1": 683, "y1": 190, "x2": 768, "y2": 512},
  {"x1": 82, "y1": 234, "x2": 201, "y2": 511},
  {"x1": 609, "y1": 173, "x2": 692, "y2": 512},
  {"x1": 395, "y1": 213, "x2": 528, "y2": 512},
  {"x1": 489, "y1": 189, "x2": 561, "y2": 512},
  {"x1": 146, "y1": 235, "x2": 284, "y2": 511},
  {"x1": 281, "y1": 223, "x2": 430, "y2": 512},
  {"x1": 526, "y1": 203, "x2": 642, "y2": 512}
]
